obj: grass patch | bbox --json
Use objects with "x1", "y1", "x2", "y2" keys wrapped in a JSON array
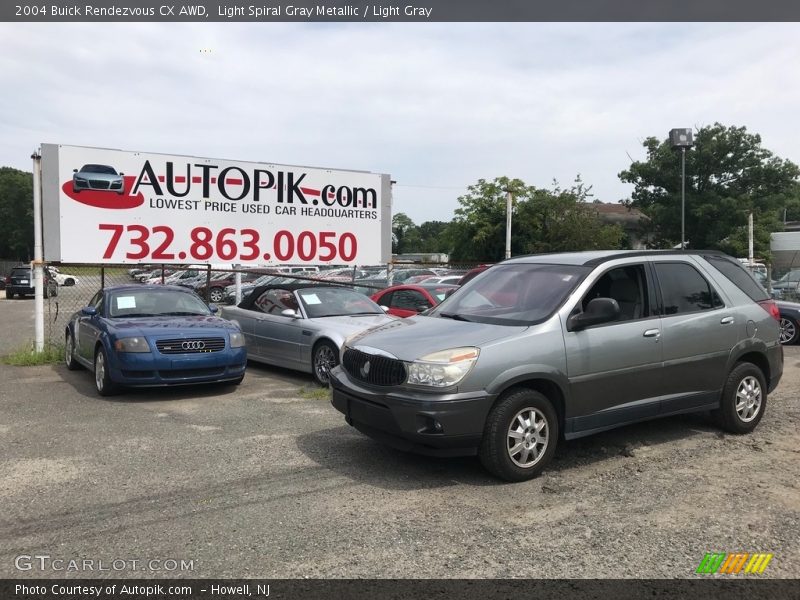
[
  {"x1": 2, "y1": 343, "x2": 64, "y2": 366},
  {"x1": 298, "y1": 385, "x2": 333, "y2": 400}
]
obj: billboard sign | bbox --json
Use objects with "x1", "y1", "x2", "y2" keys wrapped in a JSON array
[{"x1": 41, "y1": 144, "x2": 392, "y2": 265}]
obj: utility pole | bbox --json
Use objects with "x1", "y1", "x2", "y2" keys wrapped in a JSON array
[{"x1": 505, "y1": 189, "x2": 512, "y2": 259}]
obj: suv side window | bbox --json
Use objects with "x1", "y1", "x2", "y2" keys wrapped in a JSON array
[
  {"x1": 582, "y1": 264, "x2": 649, "y2": 322},
  {"x1": 655, "y1": 262, "x2": 724, "y2": 315},
  {"x1": 705, "y1": 256, "x2": 768, "y2": 302}
]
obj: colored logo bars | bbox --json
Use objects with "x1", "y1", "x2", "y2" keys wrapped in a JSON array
[{"x1": 696, "y1": 552, "x2": 773, "y2": 574}]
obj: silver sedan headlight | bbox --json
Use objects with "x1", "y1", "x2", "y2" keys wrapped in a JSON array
[
  {"x1": 114, "y1": 337, "x2": 150, "y2": 353},
  {"x1": 406, "y1": 347, "x2": 479, "y2": 387}
]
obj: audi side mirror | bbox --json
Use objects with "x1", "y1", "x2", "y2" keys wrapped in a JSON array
[
  {"x1": 81, "y1": 306, "x2": 97, "y2": 316},
  {"x1": 281, "y1": 309, "x2": 299, "y2": 318},
  {"x1": 208, "y1": 304, "x2": 218, "y2": 313}
]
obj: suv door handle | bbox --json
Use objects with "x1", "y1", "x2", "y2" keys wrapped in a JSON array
[
  {"x1": 643, "y1": 329, "x2": 660, "y2": 338},
  {"x1": 720, "y1": 316, "x2": 734, "y2": 325}
]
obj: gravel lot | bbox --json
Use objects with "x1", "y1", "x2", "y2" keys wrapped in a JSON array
[{"x1": 0, "y1": 290, "x2": 798, "y2": 579}]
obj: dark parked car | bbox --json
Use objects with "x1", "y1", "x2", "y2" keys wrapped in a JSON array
[
  {"x1": 64, "y1": 285, "x2": 247, "y2": 396},
  {"x1": 371, "y1": 284, "x2": 459, "y2": 318},
  {"x1": 771, "y1": 269, "x2": 800, "y2": 297},
  {"x1": 330, "y1": 250, "x2": 783, "y2": 481},
  {"x1": 72, "y1": 164, "x2": 125, "y2": 194},
  {"x1": 5, "y1": 266, "x2": 58, "y2": 299},
  {"x1": 777, "y1": 300, "x2": 800, "y2": 345}
]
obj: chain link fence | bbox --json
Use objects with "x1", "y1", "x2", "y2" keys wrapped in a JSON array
[{"x1": 31, "y1": 261, "x2": 484, "y2": 347}]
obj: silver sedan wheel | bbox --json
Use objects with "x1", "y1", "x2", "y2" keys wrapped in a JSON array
[
  {"x1": 735, "y1": 376, "x2": 762, "y2": 423},
  {"x1": 779, "y1": 317, "x2": 796, "y2": 344},
  {"x1": 209, "y1": 288, "x2": 224, "y2": 303},
  {"x1": 95, "y1": 351, "x2": 106, "y2": 393},
  {"x1": 313, "y1": 344, "x2": 337, "y2": 385},
  {"x1": 507, "y1": 407, "x2": 549, "y2": 468}
]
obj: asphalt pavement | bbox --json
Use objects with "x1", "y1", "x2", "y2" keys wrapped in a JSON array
[{"x1": 0, "y1": 292, "x2": 798, "y2": 579}]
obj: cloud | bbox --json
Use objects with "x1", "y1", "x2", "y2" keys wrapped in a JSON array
[{"x1": 1, "y1": 22, "x2": 799, "y2": 224}]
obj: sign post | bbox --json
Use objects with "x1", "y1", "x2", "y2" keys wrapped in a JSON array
[{"x1": 32, "y1": 150, "x2": 44, "y2": 352}]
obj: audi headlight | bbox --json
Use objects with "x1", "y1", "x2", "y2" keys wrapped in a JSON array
[
  {"x1": 406, "y1": 347, "x2": 479, "y2": 387},
  {"x1": 114, "y1": 337, "x2": 150, "y2": 353},
  {"x1": 229, "y1": 331, "x2": 246, "y2": 348}
]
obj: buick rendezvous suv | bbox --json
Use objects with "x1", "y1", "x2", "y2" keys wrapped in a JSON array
[{"x1": 330, "y1": 251, "x2": 783, "y2": 481}]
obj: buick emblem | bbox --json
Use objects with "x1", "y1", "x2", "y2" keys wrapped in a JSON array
[
  {"x1": 360, "y1": 360, "x2": 371, "y2": 378},
  {"x1": 182, "y1": 340, "x2": 205, "y2": 350}
]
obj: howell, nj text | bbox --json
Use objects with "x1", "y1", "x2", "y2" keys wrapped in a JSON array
[{"x1": 131, "y1": 160, "x2": 378, "y2": 209}]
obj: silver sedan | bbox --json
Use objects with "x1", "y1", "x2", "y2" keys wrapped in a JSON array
[{"x1": 221, "y1": 284, "x2": 396, "y2": 385}]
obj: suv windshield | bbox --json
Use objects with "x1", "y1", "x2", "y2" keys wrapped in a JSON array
[{"x1": 430, "y1": 263, "x2": 588, "y2": 325}]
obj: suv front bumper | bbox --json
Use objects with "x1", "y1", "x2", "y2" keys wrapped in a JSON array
[{"x1": 329, "y1": 366, "x2": 495, "y2": 457}]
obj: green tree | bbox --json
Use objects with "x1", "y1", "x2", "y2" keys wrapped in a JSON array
[
  {"x1": 446, "y1": 176, "x2": 623, "y2": 262},
  {"x1": 416, "y1": 220, "x2": 450, "y2": 253},
  {"x1": 0, "y1": 167, "x2": 33, "y2": 260},
  {"x1": 619, "y1": 123, "x2": 800, "y2": 258},
  {"x1": 391, "y1": 212, "x2": 421, "y2": 254}
]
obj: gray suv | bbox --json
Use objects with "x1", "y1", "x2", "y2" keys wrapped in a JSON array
[{"x1": 330, "y1": 251, "x2": 783, "y2": 481}]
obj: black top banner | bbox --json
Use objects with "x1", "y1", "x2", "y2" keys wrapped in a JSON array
[{"x1": 4, "y1": 0, "x2": 800, "y2": 22}]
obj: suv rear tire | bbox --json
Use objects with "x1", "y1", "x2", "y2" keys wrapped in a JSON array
[
  {"x1": 479, "y1": 388, "x2": 559, "y2": 481},
  {"x1": 713, "y1": 362, "x2": 767, "y2": 434}
]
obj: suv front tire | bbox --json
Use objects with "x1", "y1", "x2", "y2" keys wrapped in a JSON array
[{"x1": 479, "y1": 388, "x2": 559, "y2": 482}]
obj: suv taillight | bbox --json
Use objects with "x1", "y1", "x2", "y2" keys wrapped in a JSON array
[{"x1": 757, "y1": 299, "x2": 780, "y2": 322}]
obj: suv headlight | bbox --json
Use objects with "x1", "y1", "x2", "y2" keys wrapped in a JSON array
[
  {"x1": 406, "y1": 347, "x2": 479, "y2": 387},
  {"x1": 114, "y1": 337, "x2": 150, "y2": 353},
  {"x1": 229, "y1": 331, "x2": 246, "y2": 348}
]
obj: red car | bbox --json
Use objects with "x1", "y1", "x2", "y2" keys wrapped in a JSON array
[{"x1": 371, "y1": 283, "x2": 458, "y2": 318}]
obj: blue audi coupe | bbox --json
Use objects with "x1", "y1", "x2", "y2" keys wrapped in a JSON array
[{"x1": 64, "y1": 285, "x2": 247, "y2": 396}]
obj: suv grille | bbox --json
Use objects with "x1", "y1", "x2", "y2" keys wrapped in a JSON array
[
  {"x1": 343, "y1": 348, "x2": 406, "y2": 386},
  {"x1": 156, "y1": 337, "x2": 225, "y2": 354}
]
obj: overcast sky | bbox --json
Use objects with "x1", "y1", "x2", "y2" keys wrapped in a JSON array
[{"x1": 1, "y1": 22, "x2": 799, "y2": 224}]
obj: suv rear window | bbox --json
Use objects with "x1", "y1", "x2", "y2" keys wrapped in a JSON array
[
  {"x1": 11, "y1": 268, "x2": 31, "y2": 277},
  {"x1": 704, "y1": 256, "x2": 769, "y2": 302}
]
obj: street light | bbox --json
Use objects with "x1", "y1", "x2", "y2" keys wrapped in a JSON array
[{"x1": 669, "y1": 128, "x2": 694, "y2": 249}]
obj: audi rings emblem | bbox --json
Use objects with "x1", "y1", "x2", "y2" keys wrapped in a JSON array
[{"x1": 182, "y1": 340, "x2": 206, "y2": 350}]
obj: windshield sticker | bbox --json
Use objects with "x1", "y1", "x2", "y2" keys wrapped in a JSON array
[
  {"x1": 302, "y1": 293, "x2": 322, "y2": 305},
  {"x1": 116, "y1": 296, "x2": 136, "y2": 309}
]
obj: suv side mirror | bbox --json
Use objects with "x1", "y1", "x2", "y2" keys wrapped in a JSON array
[{"x1": 568, "y1": 297, "x2": 620, "y2": 331}]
